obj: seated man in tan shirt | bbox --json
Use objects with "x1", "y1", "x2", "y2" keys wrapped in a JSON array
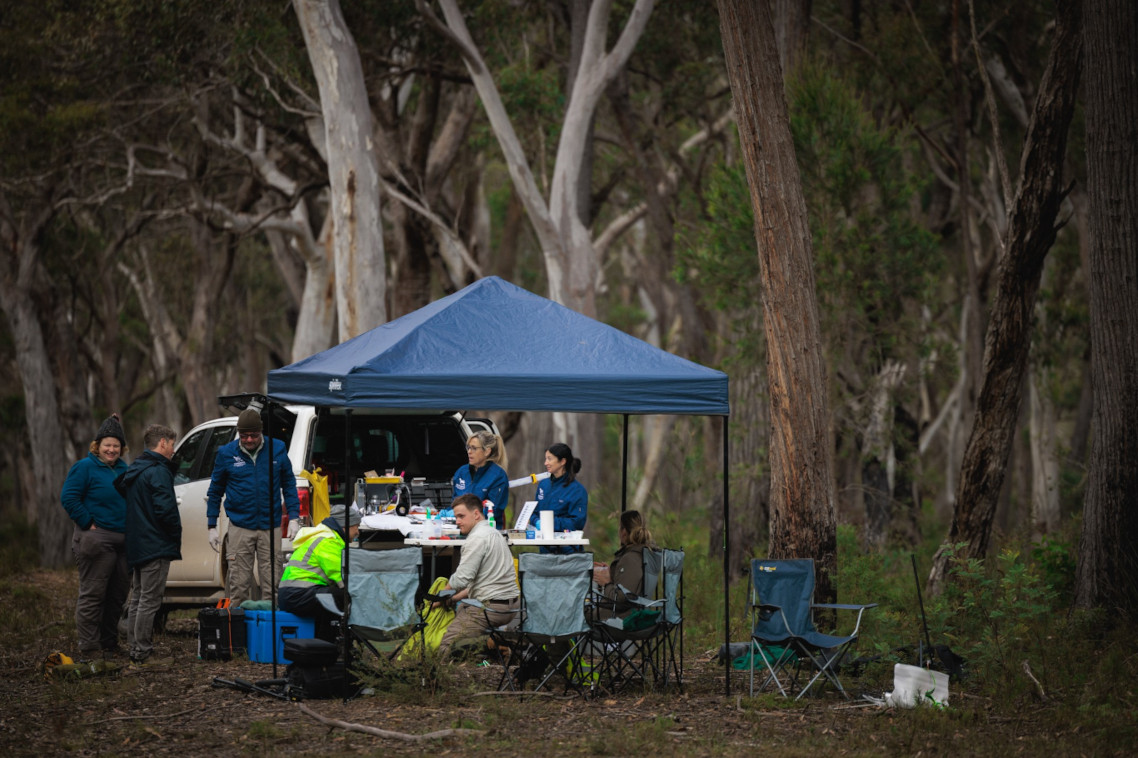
[{"x1": 435, "y1": 494, "x2": 519, "y2": 658}]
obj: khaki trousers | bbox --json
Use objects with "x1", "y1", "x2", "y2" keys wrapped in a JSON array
[
  {"x1": 438, "y1": 599, "x2": 519, "y2": 659},
  {"x1": 225, "y1": 525, "x2": 283, "y2": 607}
]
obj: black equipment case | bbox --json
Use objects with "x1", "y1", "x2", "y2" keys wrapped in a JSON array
[
  {"x1": 286, "y1": 661, "x2": 355, "y2": 700},
  {"x1": 198, "y1": 603, "x2": 246, "y2": 660},
  {"x1": 283, "y1": 638, "x2": 339, "y2": 666}
]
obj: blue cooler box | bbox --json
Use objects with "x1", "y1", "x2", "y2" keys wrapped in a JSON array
[{"x1": 244, "y1": 610, "x2": 315, "y2": 663}]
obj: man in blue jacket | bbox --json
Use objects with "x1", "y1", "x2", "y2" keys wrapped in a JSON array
[
  {"x1": 115, "y1": 424, "x2": 181, "y2": 664},
  {"x1": 207, "y1": 409, "x2": 301, "y2": 607}
]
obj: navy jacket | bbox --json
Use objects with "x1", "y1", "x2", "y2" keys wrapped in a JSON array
[
  {"x1": 61, "y1": 453, "x2": 128, "y2": 532},
  {"x1": 116, "y1": 450, "x2": 182, "y2": 569},
  {"x1": 530, "y1": 473, "x2": 588, "y2": 532},
  {"x1": 206, "y1": 437, "x2": 300, "y2": 530},
  {"x1": 452, "y1": 461, "x2": 509, "y2": 517}
]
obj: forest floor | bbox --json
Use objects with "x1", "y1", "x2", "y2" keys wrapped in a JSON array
[{"x1": 2, "y1": 569, "x2": 1131, "y2": 757}]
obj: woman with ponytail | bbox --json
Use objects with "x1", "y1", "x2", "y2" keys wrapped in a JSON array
[
  {"x1": 529, "y1": 442, "x2": 588, "y2": 553},
  {"x1": 591, "y1": 510, "x2": 654, "y2": 621},
  {"x1": 452, "y1": 430, "x2": 509, "y2": 520}
]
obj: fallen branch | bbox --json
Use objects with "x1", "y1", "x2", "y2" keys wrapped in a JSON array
[
  {"x1": 471, "y1": 690, "x2": 573, "y2": 699},
  {"x1": 297, "y1": 702, "x2": 481, "y2": 742},
  {"x1": 1022, "y1": 660, "x2": 1048, "y2": 702},
  {"x1": 86, "y1": 707, "x2": 200, "y2": 726}
]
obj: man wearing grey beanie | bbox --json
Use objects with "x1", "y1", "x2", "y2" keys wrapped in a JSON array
[{"x1": 206, "y1": 408, "x2": 301, "y2": 606}]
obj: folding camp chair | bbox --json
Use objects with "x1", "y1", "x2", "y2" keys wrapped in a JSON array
[
  {"x1": 588, "y1": 547, "x2": 684, "y2": 693},
  {"x1": 470, "y1": 552, "x2": 594, "y2": 694},
  {"x1": 749, "y1": 558, "x2": 876, "y2": 700},
  {"x1": 654, "y1": 548, "x2": 685, "y2": 689},
  {"x1": 318, "y1": 547, "x2": 426, "y2": 661}
]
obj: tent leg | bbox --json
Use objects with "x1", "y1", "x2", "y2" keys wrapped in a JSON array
[
  {"x1": 621, "y1": 414, "x2": 629, "y2": 513},
  {"x1": 267, "y1": 401, "x2": 279, "y2": 679},
  {"x1": 343, "y1": 409, "x2": 353, "y2": 677},
  {"x1": 723, "y1": 414, "x2": 730, "y2": 697}
]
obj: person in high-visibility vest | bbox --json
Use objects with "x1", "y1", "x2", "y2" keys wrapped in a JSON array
[{"x1": 278, "y1": 503, "x2": 360, "y2": 641}]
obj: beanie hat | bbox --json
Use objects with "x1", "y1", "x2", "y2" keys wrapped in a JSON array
[
  {"x1": 95, "y1": 413, "x2": 126, "y2": 447},
  {"x1": 329, "y1": 503, "x2": 362, "y2": 528},
  {"x1": 237, "y1": 408, "x2": 263, "y2": 433}
]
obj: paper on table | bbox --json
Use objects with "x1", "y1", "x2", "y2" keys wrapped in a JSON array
[
  {"x1": 514, "y1": 500, "x2": 538, "y2": 530},
  {"x1": 540, "y1": 510, "x2": 555, "y2": 539}
]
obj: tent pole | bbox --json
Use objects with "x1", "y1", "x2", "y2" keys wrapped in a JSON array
[
  {"x1": 343, "y1": 409, "x2": 353, "y2": 678},
  {"x1": 267, "y1": 400, "x2": 278, "y2": 679},
  {"x1": 723, "y1": 414, "x2": 731, "y2": 697},
  {"x1": 621, "y1": 414, "x2": 629, "y2": 513}
]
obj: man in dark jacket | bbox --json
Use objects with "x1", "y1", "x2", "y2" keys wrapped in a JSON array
[{"x1": 115, "y1": 424, "x2": 181, "y2": 665}]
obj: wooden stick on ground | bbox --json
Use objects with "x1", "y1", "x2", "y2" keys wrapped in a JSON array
[
  {"x1": 1022, "y1": 660, "x2": 1048, "y2": 702},
  {"x1": 297, "y1": 702, "x2": 481, "y2": 742}
]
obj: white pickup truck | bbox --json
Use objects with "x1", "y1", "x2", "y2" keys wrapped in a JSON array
[{"x1": 161, "y1": 393, "x2": 494, "y2": 613}]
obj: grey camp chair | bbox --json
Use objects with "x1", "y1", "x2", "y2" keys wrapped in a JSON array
[
  {"x1": 589, "y1": 547, "x2": 684, "y2": 693},
  {"x1": 318, "y1": 547, "x2": 425, "y2": 661},
  {"x1": 471, "y1": 551, "x2": 594, "y2": 693},
  {"x1": 749, "y1": 558, "x2": 876, "y2": 700},
  {"x1": 655, "y1": 548, "x2": 685, "y2": 689}
]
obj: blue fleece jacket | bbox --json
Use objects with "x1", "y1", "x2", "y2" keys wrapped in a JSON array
[
  {"x1": 530, "y1": 473, "x2": 588, "y2": 533},
  {"x1": 206, "y1": 438, "x2": 300, "y2": 530},
  {"x1": 61, "y1": 453, "x2": 129, "y2": 532},
  {"x1": 452, "y1": 461, "x2": 509, "y2": 516}
]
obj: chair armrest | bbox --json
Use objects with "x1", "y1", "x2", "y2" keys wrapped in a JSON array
[
  {"x1": 426, "y1": 588, "x2": 456, "y2": 603},
  {"x1": 811, "y1": 602, "x2": 877, "y2": 636},
  {"x1": 812, "y1": 603, "x2": 878, "y2": 611}
]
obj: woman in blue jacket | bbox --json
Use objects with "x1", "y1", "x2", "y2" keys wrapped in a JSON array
[
  {"x1": 60, "y1": 413, "x2": 131, "y2": 658},
  {"x1": 530, "y1": 442, "x2": 588, "y2": 552},
  {"x1": 451, "y1": 431, "x2": 509, "y2": 522}
]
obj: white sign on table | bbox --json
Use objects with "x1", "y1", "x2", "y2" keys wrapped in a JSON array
[{"x1": 513, "y1": 500, "x2": 538, "y2": 530}]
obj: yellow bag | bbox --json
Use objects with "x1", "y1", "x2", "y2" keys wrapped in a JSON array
[
  {"x1": 399, "y1": 576, "x2": 455, "y2": 659},
  {"x1": 300, "y1": 469, "x2": 331, "y2": 525}
]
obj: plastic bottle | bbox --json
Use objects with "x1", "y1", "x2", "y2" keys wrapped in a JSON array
[
  {"x1": 485, "y1": 500, "x2": 496, "y2": 530},
  {"x1": 355, "y1": 484, "x2": 365, "y2": 512}
]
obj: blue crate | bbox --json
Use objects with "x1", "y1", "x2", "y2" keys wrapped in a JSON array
[{"x1": 244, "y1": 610, "x2": 315, "y2": 664}]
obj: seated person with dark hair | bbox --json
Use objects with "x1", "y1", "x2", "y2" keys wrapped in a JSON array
[
  {"x1": 278, "y1": 503, "x2": 361, "y2": 641},
  {"x1": 435, "y1": 494, "x2": 519, "y2": 658}
]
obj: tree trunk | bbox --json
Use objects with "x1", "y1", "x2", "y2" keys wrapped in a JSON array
[
  {"x1": 863, "y1": 361, "x2": 905, "y2": 551},
  {"x1": 927, "y1": 0, "x2": 1082, "y2": 594},
  {"x1": 1028, "y1": 364, "x2": 1060, "y2": 537},
  {"x1": 769, "y1": 0, "x2": 812, "y2": 77},
  {"x1": 717, "y1": 0, "x2": 838, "y2": 600},
  {"x1": 0, "y1": 200, "x2": 72, "y2": 567},
  {"x1": 1074, "y1": 0, "x2": 1138, "y2": 615},
  {"x1": 295, "y1": 0, "x2": 387, "y2": 340}
]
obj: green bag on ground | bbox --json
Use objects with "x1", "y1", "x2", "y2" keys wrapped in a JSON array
[{"x1": 732, "y1": 642, "x2": 798, "y2": 670}]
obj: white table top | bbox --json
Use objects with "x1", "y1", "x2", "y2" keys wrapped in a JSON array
[{"x1": 403, "y1": 536, "x2": 590, "y2": 547}]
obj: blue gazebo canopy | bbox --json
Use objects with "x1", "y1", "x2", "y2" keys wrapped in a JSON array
[{"x1": 267, "y1": 276, "x2": 728, "y2": 415}]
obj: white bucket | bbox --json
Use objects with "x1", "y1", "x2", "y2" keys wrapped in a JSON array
[{"x1": 884, "y1": 663, "x2": 949, "y2": 708}]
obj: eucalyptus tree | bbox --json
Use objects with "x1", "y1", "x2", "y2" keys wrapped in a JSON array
[
  {"x1": 926, "y1": 0, "x2": 1083, "y2": 593},
  {"x1": 717, "y1": 0, "x2": 838, "y2": 598},
  {"x1": 1075, "y1": 0, "x2": 1138, "y2": 616}
]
